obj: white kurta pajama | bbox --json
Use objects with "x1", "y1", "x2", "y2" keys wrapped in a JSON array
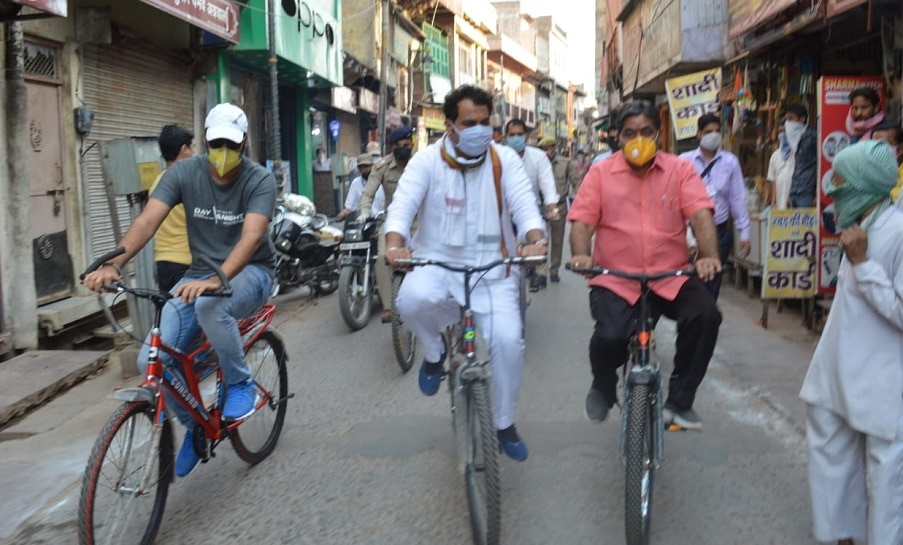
[
  {"x1": 386, "y1": 138, "x2": 545, "y2": 430},
  {"x1": 799, "y1": 206, "x2": 903, "y2": 545}
]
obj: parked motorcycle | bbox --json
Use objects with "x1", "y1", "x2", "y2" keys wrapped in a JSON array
[
  {"x1": 337, "y1": 213, "x2": 382, "y2": 330},
  {"x1": 270, "y1": 193, "x2": 343, "y2": 298}
]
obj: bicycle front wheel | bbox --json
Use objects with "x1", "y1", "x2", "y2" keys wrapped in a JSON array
[
  {"x1": 231, "y1": 330, "x2": 288, "y2": 464},
  {"x1": 464, "y1": 380, "x2": 501, "y2": 545},
  {"x1": 78, "y1": 401, "x2": 173, "y2": 545},
  {"x1": 391, "y1": 272, "x2": 416, "y2": 372},
  {"x1": 624, "y1": 383, "x2": 655, "y2": 545}
]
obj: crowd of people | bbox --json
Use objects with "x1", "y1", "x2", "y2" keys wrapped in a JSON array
[{"x1": 80, "y1": 82, "x2": 903, "y2": 545}]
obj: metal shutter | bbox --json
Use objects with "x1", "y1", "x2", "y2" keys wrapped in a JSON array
[{"x1": 81, "y1": 41, "x2": 194, "y2": 261}]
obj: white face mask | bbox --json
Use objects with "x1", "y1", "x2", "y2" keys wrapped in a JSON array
[
  {"x1": 450, "y1": 123, "x2": 494, "y2": 157},
  {"x1": 784, "y1": 121, "x2": 806, "y2": 151},
  {"x1": 700, "y1": 132, "x2": 722, "y2": 151}
]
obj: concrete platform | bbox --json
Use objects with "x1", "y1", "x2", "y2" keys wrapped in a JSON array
[{"x1": 0, "y1": 350, "x2": 109, "y2": 429}]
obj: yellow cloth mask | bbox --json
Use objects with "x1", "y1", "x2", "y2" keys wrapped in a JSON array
[
  {"x1": 208, "y1": 147, "x2": 242, "y2": 177},
  {"x1": 623, "y1": 136, "x2": 658, "y2": 167}
]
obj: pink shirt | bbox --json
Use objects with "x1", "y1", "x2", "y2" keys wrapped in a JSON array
[{"x1": 567, "y1": 151, "x2": 713, "y2": 305}]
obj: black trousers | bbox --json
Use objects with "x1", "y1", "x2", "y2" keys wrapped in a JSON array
[
  {"x1": 588, "y1": 280, "x2": 722, "y2": 410},
  {"x1": 703, "y1": 221, "x2": 733, "y2": 302},
  {"x1": 156, "y1": 261, "x2": 190, "y2": 293}
]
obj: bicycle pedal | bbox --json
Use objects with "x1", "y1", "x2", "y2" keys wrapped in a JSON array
[{"x1": 666, "y1": 424, "x2": 688, "y2": 432}]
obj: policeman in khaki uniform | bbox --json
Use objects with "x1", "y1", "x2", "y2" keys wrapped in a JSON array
[
  {"x1": 359, "y1": 125, "x2": 416, "y2": 322},
  {"x1": 536, "y1": 137, "x2": 578, "y2": 283}
]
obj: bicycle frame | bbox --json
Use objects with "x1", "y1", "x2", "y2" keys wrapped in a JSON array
[{"x1": 115, "y1": 303, "x2": 277, "y2": 443}]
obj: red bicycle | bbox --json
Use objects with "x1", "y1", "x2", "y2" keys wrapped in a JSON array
[{"x1": 77, "y1": 248, "x2": 291, "y2": 545}]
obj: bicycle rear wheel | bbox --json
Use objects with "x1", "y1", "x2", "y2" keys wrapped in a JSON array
[
  {"x1": 463, "y1": 380, "x2": 501, "y2": 545},
  {"x1": 624, "y1": 383, "x2": 655, "y2": 545},
  {"x1": 78, "y1": 401, "x2": 173, "y2": 545},
  {"x1": 230, "y1": 330, "x2": 288, "y2": 463},
  {"x1": 391, "y1": 272, "x2": 416, "y2": 372}
]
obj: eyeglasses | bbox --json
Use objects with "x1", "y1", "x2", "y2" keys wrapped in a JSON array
[
  {"x1": 620, "y1": 128, "x2": 658, "y2": 140},
  {"x1": 208, "y1": 139, "x2": 242, "y2": 151}
]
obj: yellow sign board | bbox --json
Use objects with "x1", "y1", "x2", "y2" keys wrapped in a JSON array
[
  {"x1": 762, "y1": 209, "x2": 818, "y2": 299},
  {"x1": 422, "y1": 107, "x2": 446, "y2": 131},
  {"x1": 664, "y1": 68, "x2": 721, "y2": 140}
]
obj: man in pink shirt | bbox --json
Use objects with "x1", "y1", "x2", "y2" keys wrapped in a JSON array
[{"x1": 568, "y1": 100, "x2": 723, "y2": 430}]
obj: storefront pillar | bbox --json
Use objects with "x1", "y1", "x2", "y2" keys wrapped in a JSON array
[
  {"x1": 296, "y1": 88, "x2": 313, "y2": 198},
  {"x1": 216, "y1": 50, "x2": 231, "y2": 103}
]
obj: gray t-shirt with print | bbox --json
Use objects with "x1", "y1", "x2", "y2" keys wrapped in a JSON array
[{"x1": 152, "y1": 155, "x2": 276, "y2": 277}]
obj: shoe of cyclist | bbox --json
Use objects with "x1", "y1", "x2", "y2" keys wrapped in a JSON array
[
  {"x1": 418, "y1": 336, "x2": 447, "y2": 396},
  {"x1": 176, "y1": 428, "x2": 200, "y2": 477},
  {"x1": 497, "y1": 425, "x2": 528, "y2": 462},
  {"x1": 584, "y1": 387, "x2": 614, "y2": 423},
  {"x1": 223, "y1": 379, "x2": 257, "y2": 421},
  {"x1": 663, "y1": 403, "x2": 703, "y2": 431}
]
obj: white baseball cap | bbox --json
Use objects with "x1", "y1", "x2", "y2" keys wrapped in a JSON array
[{"x1": 205, "y1": 103, "x2": 248, "y2": 143}]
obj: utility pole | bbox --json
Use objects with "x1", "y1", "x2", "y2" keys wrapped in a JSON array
[
  {"x1": 499, "y1": 54, "x2": 507, "y2": 130},
  {"x1": 4, "y1": 21, "x2": 38, "y2": 349},
  {"x1": 267, "y1": 0, "x2": 286, "y2": 195},
  {"x1": 377, "y1": 0, "x2": 390, "y2": 155}
]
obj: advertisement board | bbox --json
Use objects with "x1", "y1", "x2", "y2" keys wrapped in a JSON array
[
  {"x1": 763, "y1": 209, "x2": 818, "y2": 299},
  {"x1": 816, "y1": 76, "x2": 885, "y2": 294},
  {"x1": 664, "y1": 68, "x2": 721, "y2": 141}
]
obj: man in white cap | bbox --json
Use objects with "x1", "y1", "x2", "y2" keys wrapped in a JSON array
[
  {"x1": 336, "y1": 154, "x2": 385, "y2": 221},
  {"x1": 83, "y1": 103, "x2": 277, "y2": 478}
]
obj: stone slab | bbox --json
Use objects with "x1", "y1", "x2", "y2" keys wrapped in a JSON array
[{"x1": 0, "y1": 350, "x2": 109, "y2": 428}]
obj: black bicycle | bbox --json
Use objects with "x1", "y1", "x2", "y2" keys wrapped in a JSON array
[
  {"x1": 567, "y1": 264, "x2": 695, "y2": 545},
  {"x1": 396, "y1": 255, "x2": 545, "y2": 545}
]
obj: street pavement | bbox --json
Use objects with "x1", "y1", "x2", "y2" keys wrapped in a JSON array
[{"x1": 0, "y1": 265, "x2": 823, "y2": 545}]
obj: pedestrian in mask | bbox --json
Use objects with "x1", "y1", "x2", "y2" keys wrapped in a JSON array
[
  {"x1": 869, "y1": 122, "x2": 903, "y2": 203},
  {"x1": 800, "y1": 139, "x2": 903, "y2": 545},
  {"x1": 847, "y1": 87, "x2": 885, "y2": 144},
  {"x1": 336, "y1": 154, "x2": 385, "y2": 221},
  {"x1": 679, "y1": 113, "x2": 751, "y2": 301}
]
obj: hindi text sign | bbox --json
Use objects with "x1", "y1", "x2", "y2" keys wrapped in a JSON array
[
  {"x1": 665, "y1": 68, "x2": 721, "y2": 141},
  {"x1": 139, "y1": 0, "x2": 239, "y2": 44},
  {"x1": 763, "y1": 209, "x2": 818, "y2": 299}
]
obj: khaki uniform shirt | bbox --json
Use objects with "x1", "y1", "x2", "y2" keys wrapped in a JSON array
[
  {"x1": 360, "y1": 155, "x2": 405, "y2": 218},
  {"x1": 551, "y1": 154, "x2": 577, "y2": 201}
]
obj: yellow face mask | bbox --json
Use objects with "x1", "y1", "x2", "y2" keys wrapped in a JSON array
[
  {"x1": 208, "y1": 147, "x2": 242, "y2": 177},
  {"x1": 623, "y1": 136, "x2": 658, "y2": 167}
]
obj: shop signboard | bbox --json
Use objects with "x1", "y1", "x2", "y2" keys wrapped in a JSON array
[
  {"x1": 762, "y1": 209, "x2": 818, "y2": 299},
  {"x1": 422, "y1": 107, "x2": 446, "y2": 131},
  {"x1": 139, "y1": 0, "x2": 239, "y2": 43},
  {"x1": 331, "y1": 87, "x2": 357, "y2": 114},
  {"x1": 358, "y1": 88, "x2": 378, "y2": 114},
  {"x1": 728, "y1": 0, "x2": 796, "y2": 39},
  {"x1": 664, "y1": 68, "x2": 721, "y2": 141},
  {"x1": 816, "y1": 75, "x2": 886, "y2": 295},
  {"x1": 826, "y1": 0, "x2": 868, "y2": 18},
  {"x1": 13, "y1": 0, "x2": 66, "y2": 16}
]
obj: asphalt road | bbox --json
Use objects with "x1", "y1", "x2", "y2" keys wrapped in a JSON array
[{"x1": 3, "y1": 265, "x2": 819, "y2": 545}]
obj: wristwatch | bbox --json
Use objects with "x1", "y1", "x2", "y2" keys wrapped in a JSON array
[{"x1": 530, "y1": 238, "x2": 549, "y2": 247}]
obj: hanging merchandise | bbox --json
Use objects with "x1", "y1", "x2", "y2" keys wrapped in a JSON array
[{"x1": 732, "y1": 69, "x2": 744, "y2": 136}]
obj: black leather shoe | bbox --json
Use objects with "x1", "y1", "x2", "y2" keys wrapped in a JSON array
[{"x1": 550, "y1": 274, "x2": 560, "y2": 283}]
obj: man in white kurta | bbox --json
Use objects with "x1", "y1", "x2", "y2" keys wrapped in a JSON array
[
  {"x1": 385, "y1": 85, "x2": 547, "y2": 462},
  {"x1": 799, "y1": 140, "x2": 903, "y2": 545}
]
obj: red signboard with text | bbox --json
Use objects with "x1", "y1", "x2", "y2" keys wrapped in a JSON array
[
  {"x1": 138, "y1": 0, "x2": 240, "y2": 44},
  {"x1": 14, "y1": 0, "x2": 67, "y2": 16},
  {"x1": 816, "y1": 76, "x2": 885, "y2": 295}
]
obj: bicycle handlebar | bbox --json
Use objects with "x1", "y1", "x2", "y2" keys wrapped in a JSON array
[
  {"x1": 565, "y1": 263, "x2": 696, "y2": 282},
  {"x1": 394, "y1": 254, "x2": 546, "y2": 273},
  {"x1": 81, "y1": 247, "x2": 233, "y2": 298}
]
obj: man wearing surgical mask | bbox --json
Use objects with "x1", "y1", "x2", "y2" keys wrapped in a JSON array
[
  {"x1": 384, "y1": 85, "x2": 547, "y2": 462},
  {"x1": 82, "y1": 103, "x2": 277, "y2": 477},
  {"x1": 680, "y1": 113, "x2": 751, "y2": 301},
  {"x1": 505, "y1": 118, "x2": 560, "y2": 291},
  {"x1": 568, "y1": 100, "x2": 722, "y2": 431},
  {"x1": 784, "y1": 104, "x2": 819, "y2": 208}
]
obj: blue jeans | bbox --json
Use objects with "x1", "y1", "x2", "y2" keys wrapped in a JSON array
[{"x1": 137, "y1": 264, "x2": 273, "y2": 426}]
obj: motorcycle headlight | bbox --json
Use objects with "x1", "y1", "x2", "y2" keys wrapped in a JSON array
[
  {"x1": 344, "y1": 228, "x2": 363, "y2": 242},
  {"x1": 275, "y1": 237, "x2": 293, "y2": 252}
]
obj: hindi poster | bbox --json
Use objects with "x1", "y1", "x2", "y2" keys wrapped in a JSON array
[
  {"x1": 665, "y1": 68, "x2": 721, "y2": 140},
  {"x1": 763, "y1": 209, "x2": 819, "y2": 299}
]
